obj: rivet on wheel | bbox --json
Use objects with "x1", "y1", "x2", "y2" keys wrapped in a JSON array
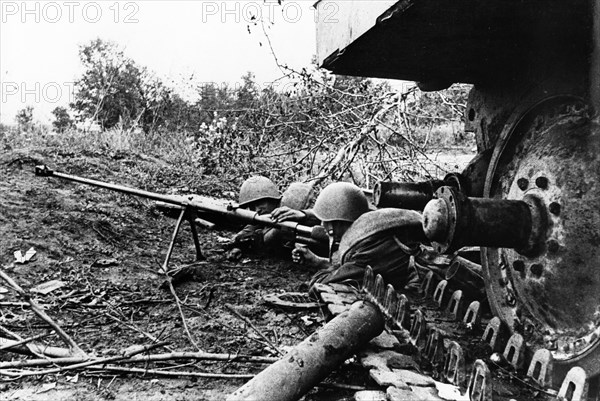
[
  {"x1": 547, "y1": 239, "x2": 560, "y2": 253},
  {"x1": 530, "y1": 264, "x2": 544, "y2": 277},
  {"x1": 535, "y1": 176, "x2": 549, "y2": 189},
  {"x1": 549, "y1": 202, "x2": 561, "y2": 215},
  {"x1": 524, "y1": 322, "x2": 535, "y2": 336},
  {"x1": 512, "y1": 260, "x2": 525, "y2": 272},
  {"x1": 517, "y1": 178, "x2": 529, "y2": 191},
  {"x1": 543, "y1": 335, "x2": 558, "y2": 350}
]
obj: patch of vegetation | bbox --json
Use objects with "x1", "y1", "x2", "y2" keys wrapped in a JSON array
[{"x1": 11, "y1": 38, "x2": 475, "y2": 194}]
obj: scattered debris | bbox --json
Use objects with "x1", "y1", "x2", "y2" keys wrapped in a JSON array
[
  {"x1": 0, "y1": 268, "x2": 87, "y2": 357},
  {"x1": 91, "y1": 258, "x2": 119, "y2": 268},
  {"x1": 387, "y1": 386, "x2": 423, "y2": 401},
  {"x1": 35, "y1": 382, "x2": 57, "y2": 394},
  {"x1": 263, "y1": 292, "x2": 321, "y2": 310},
  {"x1": 227, "y1": 248, "x2": 243, "y2": 261},
  {"x1": 225, "y1": 303, "x2": 283, "y2": 357},
  {"x1": 160, "y1": 264, "x2": 204, "y2": 290},
  {"x1": 434, "y1": 381, "x2": 470, "y2": 401},
  {"x1": 369, "y1": 331, "x2": 400, "y2": 350},
  {"x1": 300, "y1": 316, "x2": 321, "y2": 327},
  {"x1": 31, "y1": 280, "x2": 66, "y2": 295},
  {"x1": 13, "y1": 247, "x2": 36, "y2": 264},
  {"x1": 354, "y1": 390, "x2": 387, "y2": 401},
  {"x1": 66, "y1": 374, "x2": 79, "y2": 383},
  {"x1": 58, "y1": 257, "x2": 74, "y2": 265}
]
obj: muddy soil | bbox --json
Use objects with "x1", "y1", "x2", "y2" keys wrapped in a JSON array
[{"x1": 0, "y1": 149, "x2": 360, "y2": 400}]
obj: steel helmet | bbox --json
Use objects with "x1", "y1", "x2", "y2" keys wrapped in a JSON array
[
  {"x1": 338, "y1": 208, "x2": 423, "y2": 263},
  {"x1": 281, "y1": 182, "x2": 315, "y2": 210},
  {"x1": 313, "y1": 182, "x2": 369, "y2": 222},
  {"x1": 238, "y1": 176, "x2": 281, "y2": 207}
]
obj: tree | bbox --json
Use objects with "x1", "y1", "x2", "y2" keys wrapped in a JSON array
[
  {"x1": 15, "y1": 106, "x2": 34, "y2": 131},
  {"x1": 71, "y1": 39, "x2": 146, "y2": 130},
  {"x1": 195, "y1": 82, "x2": 233, "y2": 127},
  {"x1": 71, "y1": 38, "x2": 183, "y2": 133},
  {"x1": 236, "y1": 72, "x2": 259, "y2": 108},
  {"x1": 51, "y1": 107, "x2": 74, "y2": 133}
]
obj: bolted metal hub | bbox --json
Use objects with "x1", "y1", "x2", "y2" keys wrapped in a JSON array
[
  {"x1": 422, "y1": 196, "x2": 452, "y2": 245},
  {"x1": 481, "y1": 96, "x2": 600, "y2": 378},
  {"x1": 422, "y1": 186, "x2": 546, "y2": 254}
]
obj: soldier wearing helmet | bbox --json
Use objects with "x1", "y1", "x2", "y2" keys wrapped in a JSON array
[
  {"x1": 293, "y1": 182, "x2": 425, "y2": 291},
  {"x1": 238, "y1": 176, "x2": 281, "y2": 212},
  {"x1": 231, "y1": 176, "x2": 320, "y2": 256}
]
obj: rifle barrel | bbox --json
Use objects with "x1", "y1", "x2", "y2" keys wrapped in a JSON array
[
  {"x1": 36, "y1": 165, "x2": 321, "y2": 242},
  {"x1": 47, "y1": 169, "x2": 186, "y2": 205}
]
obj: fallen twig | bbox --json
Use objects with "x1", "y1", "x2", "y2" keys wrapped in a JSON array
[
  {"x1": 0, "y1": 341, "x2": 168, "y2": 377},
  {"x1": 103, "y1": 312, "x2": 175, "y2": 352},
  {"x1": 0, "y1": 351, "x2": 278, "y2": 370},
  {"x1": 0, "y1": 302, "x2": 29, "y2": 307},
  {"x1": 89, "y1": 365, "x2": 254, "y2": 379},
  {"x1": 0, "y1": 324, "x2": 22, "y2": 340},
  {"x1": 318, "y1": 382, "x2": 371, "y2": 391},
  {"x1": 224, "y1": 304, "x2": 283, "y2": 357},
  {"x1": 179, "y1": 303, "x2": 276, "y2": 352},
  {"x1": 0, "y1": 335, "x2": 70, "y2": 358},
  {"x1": 86, "y1": 367, "x2": 372, "y2": 392},
  {"x1": 0, "y1": 332, "x2": 52, "y2": 351},
  {"x1": 0, "y1": 268, "x2": 87, "y2": 357}
]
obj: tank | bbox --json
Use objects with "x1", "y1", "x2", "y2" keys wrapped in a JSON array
[{"x1": 315, "y1": 0, "x2": 600, "y2": 382}]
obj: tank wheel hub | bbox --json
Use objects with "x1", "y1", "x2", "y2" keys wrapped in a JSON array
[{"x1": 483, "y1": 96, "x2": 600, "y2": 377}]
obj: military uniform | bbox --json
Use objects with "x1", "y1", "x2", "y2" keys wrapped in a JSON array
[
  {"x1": 309, "y1": 208, "x2": 423, "y2": 290},
  {"x1": 233, "y1": 179, "x2": 319, "y2": 255},
  {"x1": 304, "y1": 183, "x2": 425, "y2": 291}
]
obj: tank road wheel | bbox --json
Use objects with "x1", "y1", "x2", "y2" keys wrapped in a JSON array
[{"x1": 482, "y1": 96, "x2": 600, "y2": 380}]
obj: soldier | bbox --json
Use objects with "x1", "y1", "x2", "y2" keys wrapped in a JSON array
[
  {"x1": 293, "y1": 182, "x2": 425, "y2": 291},
  {"x1": 231, "y1": 176, "x2": 320, "y2": 256},
  {"x1": 271, "y1": 182, "x2": 319, "y2": 224}
]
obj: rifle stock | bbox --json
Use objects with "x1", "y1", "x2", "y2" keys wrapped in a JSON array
[{"x1": 35, "y1": 165, "x2": 327, "y2": 246}]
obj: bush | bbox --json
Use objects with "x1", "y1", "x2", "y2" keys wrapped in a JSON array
[
  {"x1": 15, "y1": 106, "x2": 34, "y2": 132},
  {"x1": 52, "y1": 107, "x2": 74, "y2": 133},
  {"x1": 21, "y1": 38, "x2": 475, "y2": 194}
]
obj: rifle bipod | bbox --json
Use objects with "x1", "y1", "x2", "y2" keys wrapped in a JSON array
[
  {"x1": 34, "y1": 165, "x2": 328, "y2": 276},
  {"x1": 160, "y1": 205, "x2": 205, "y2": 275}
]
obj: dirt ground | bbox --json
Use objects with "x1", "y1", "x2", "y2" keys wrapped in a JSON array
[{"x1": 0, "y1": 149, "x2": 363, "y2": 400}]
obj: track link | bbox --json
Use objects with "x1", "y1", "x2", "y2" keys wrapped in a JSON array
[{"x1": 312, "y1": 264, "x2": 597, "y2": 400}]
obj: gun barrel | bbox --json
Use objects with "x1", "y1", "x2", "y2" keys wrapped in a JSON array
[
  {"x1": 36, "y1": 165, "x2": 324, "y2": 243},
  {"x1": 37, "y1": 165, "x2": 185, "y2": 205}
]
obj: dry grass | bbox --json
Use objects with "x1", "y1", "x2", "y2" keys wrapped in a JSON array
[{"x1": 1, "y1": 120, "x2": 475, "y2": 198}]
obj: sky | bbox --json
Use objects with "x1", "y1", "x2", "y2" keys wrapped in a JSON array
[{"x1": 0, "y1": 0, "x2": 321, "y2": 124}]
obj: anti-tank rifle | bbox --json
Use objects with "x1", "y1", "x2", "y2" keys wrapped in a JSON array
[{"x1": 35, "y1": 165, "x2": 327, "y2": 273}]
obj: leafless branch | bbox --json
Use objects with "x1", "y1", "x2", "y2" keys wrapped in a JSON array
[{"x1": 0, "y1": 268, "x2": 87, "y2": 357}]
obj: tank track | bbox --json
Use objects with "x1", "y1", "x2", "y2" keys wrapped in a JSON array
[{"x1": 311, "y1": 264, "x2": 597, "y2": 400}]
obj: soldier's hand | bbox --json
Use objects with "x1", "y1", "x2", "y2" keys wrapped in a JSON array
[
  {"x1": 292, "y1": 245, "x2": 308, "y2": 264},
  {"x1": 233, "y1": 231, "x2": 253, "y2": 244},
  {"x1": 232, "y1": 230, "x2": 257, "y2": 251},
  {"x1": 270, "y1": 206, "x2": 306, "y2": 222},
  {"x1": 292, "y1": 244, "x2": 318, "y2": 266}
]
